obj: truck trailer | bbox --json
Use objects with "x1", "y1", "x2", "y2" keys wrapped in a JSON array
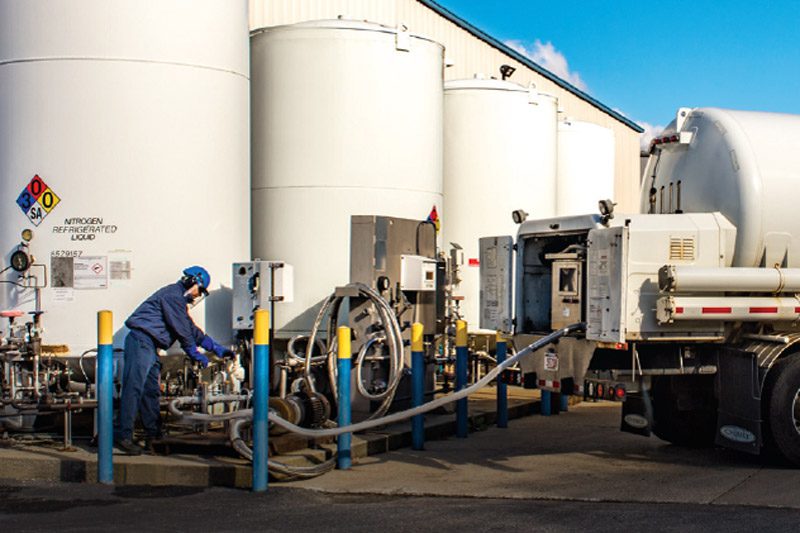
[{"x1": 480, "y1": 107, "x2": 800, "y2": 465}]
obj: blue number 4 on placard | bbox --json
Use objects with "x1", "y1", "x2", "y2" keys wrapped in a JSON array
[{"x1": 16, "y1": 189, "x2": 34, "y2": 211}]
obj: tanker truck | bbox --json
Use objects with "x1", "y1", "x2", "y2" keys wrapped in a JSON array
[{"x1": 479, "y1": 107, "x2": 800, "y2": 465}]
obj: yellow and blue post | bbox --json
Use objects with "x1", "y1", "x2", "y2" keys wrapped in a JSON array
[
  {"x1": 97, "y1": 310, "x2": 114, "y2": 484},
  {"x1": 337, "y1": 326, "x2": 352, "y2": 470},
  {"x1": 411, "y1": 322, "x2": 425, "y2": 450},
  {"x1": 456, "y1": 320, "x2": 468, "y2": 438},
  {"x1": 496, "y1": 332, "x2": 508, "y2": 429},
  {"x1": 252, "y1": 309, "x2": 270, "y2": 492},
  {"x1": 541, "y1": 389, "x2": 552, "y2": 416}
]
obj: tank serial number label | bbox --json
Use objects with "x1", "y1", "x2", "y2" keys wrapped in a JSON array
[{"x1": 16, "y1": 174, "x2": 61, "y2": 226}]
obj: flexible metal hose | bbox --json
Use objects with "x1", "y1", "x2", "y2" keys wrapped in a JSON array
[
  {"x1": 170, "y1": 324, "x2": 585, "y2": 438},
  {"x1": 303, "y1": 283, "x2": 404, "y2": 420}
]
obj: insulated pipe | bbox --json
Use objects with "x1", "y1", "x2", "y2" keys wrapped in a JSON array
[
  {"x1": 170, "y1": 324, "x2": 586, "y2": 438},
  {"x1": 455, "y1": 320, "x2": 468, "y2": 438},
  {"x1": 337, "y1": 326, "x2": 352, "y2": 470},
  {"x1": 411, "y1": 322, "x2": 425, "y2": 450},
  {"x1": 495, "y1": 332, "x2": 508, "y2": 429},
  {"x1": 252, "y1": 309, "x2": 269, "y2": 492},
  {"x1": 96, "y1": 310, "x2": 113, "y2": 484},
  {"x1": 659, "y1": 265, "x2": 800, "y2": 293}
]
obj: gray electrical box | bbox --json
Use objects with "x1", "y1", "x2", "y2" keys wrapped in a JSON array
[
  {"x1": 479, "y1": 235, "x2": 513, "y2": 332},
  {"x1": 232, "y1": 261, "x2": 293, "y2": 330},
  {"x1": 350, "y1": 215, "x2": 438, "y2": 335}
]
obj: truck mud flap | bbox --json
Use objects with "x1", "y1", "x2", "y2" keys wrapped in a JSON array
[
  {"x1": 620, "y1": 392, "x2": 652, "y2": 437},
  {"x1": 715, "y1": 347, "x2": 761, "y2": 454}
]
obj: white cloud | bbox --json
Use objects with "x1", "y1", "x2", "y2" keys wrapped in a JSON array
[
  {"x1": 637, "y1": 121, "x2": 665, "y2": 152},
  {"x1": 504, "y1": 39, "x2": 588, "y2": 92}
]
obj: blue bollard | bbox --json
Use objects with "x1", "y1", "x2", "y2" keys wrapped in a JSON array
[
  {"x1": 411, "y1": 323, "x2": 425, "y2": 450},
  {"x1": 541, "y1": 389, "x2": 552, "y2": 416},
  {"x1": 97, "y1": 310, "x2": 113, "y2": 484},
  {"x1": 560, "y1": 391, "x2": 570, "y2": 412},
  {"x1": 337, "y1": 326, "x2": 352, "y2": 470},
  {"x1": 456, "y1": 320, "x2": 468, "y2": 438},
  {"x1": 496, "y1": 333, "x2": 508, "y2": 429},
  {"x1": 252, "y1": 309, "x2": 270, "y2": 492}
]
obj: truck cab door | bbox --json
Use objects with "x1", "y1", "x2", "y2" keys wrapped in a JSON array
[{"x1": 479, "y1": 236, "x2": 514, "y2": 332}]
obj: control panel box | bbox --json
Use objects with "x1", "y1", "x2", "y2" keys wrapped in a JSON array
[
  {"x1": 400, "y1": 254, "x2": 437, "y2": 291},
  {"x1": 232, "y1": 261, "x2": 293, "y2": 330}
]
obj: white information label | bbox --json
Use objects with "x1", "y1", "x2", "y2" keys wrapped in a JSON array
[
  {"x1": 53, "y1": 288, "x2": 74, "y2": 302},
  {"x1": 73, "y1": 256, "x2": 108, "y2": 289}
]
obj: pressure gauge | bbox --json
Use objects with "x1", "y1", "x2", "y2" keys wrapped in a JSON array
[{"x1": 10, "y1": 249, "x2": 31, "y2": 273}]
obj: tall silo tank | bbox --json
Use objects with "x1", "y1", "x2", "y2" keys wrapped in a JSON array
[
  {"x1": 443, "y1": 78, "x2": 557, "y2": 329},
  {"x1": 556, "y1": 119, "x2": 615, "y2": 216},
  {"x1": 640, "y1": 107, "x2": 800, "y2": 268},
  {"x1": 251, "y1": 20, "x2": 444, "y2": 338},
  {"x1": 0, "y1": 0, "x2": 250, "y2": 355}
]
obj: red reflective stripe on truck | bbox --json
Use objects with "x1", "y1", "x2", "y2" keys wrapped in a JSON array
[
  {"x1": 749, "y1": 307, "x2": 778, "y2": 314},
  {"x1": 675, "y1": 307, "x2": 684, "y2": 314},
  {"x1": 795, "y1": 307, "x2": 800, "y2": 314},
  {"x1": 702, "y1": 307, "x2": 732, "y2": 314}
]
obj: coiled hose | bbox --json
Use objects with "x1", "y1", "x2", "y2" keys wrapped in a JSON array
[{"x1": 303, "y1": 283, "x2": 404, "y2": 420}]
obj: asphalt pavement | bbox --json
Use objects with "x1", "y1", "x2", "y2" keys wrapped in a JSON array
[{"x1": 3, "y1": 402, "x2": 800, "y2": 531}]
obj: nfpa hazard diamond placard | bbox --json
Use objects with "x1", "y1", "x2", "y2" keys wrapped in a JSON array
[{"x1": 16, "y1": 174, "x2": 60, "y2": 226}]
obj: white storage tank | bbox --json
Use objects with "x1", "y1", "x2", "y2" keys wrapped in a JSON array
[
  {"x1": 443, "y1": 78, "x2": 557, "y2": 328},
  {"x1": 641, "y1": 107, "x2": 800, "y2": 268},
  {"x1": 0, "y1": 0, "x2": 250, "y2": 355},
  {"x1": 556, "y1": 119, "x2": 615, "y2": 216},
  {"x1": 251, "y1": 19, "x2": 444, "y2": 338}
]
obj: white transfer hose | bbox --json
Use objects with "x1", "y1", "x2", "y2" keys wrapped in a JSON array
[{"x1": 169, "y1": 323, "x2": 585, "y2": 437}]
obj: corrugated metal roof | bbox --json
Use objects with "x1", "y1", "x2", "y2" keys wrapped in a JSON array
[{"x1": 417, "y1": 0, "x2": 644, "y2": 133}]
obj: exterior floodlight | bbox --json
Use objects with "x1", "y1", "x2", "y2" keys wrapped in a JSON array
[
  {"x1": 512, "y1": 209, "x2": 528, "y2": 225},
  {"x1": 449, "y1": 242, "x2": 463, "y2": 250},
  {"x1": 599, "y1": 199, "x2": 616, "y2": 225}
]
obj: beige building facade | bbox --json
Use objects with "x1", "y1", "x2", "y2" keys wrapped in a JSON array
[{"x1": 249, "y1": 0, "x2": 644, "y2": 212}]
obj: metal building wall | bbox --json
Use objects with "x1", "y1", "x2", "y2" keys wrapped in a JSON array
[{"x1": 249, "y1": 0, "x2": 642, "y2": 212}]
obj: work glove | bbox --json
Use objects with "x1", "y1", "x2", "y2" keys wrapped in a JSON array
[
  {"x1": 188, "y1": 349, "x2": 209, "y2": 368},
  {"x1": 201, "y1": 336, "x2": 235, "y2": 359}
]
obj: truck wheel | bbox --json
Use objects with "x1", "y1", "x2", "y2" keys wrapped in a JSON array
[
  {"x1": 651, "y1": 375, "x2": 717, "y2": 447},
  {"x1": 764, "y1": 356, "x2": 800, "y2": 465}
]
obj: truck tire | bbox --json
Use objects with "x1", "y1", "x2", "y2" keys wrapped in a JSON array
[
  {"x1": 651, "y1": 375, "x2": 717, "y2": 447},
  {"x1": 764, "y1": 355, "x2": 800, "y2": 465}
]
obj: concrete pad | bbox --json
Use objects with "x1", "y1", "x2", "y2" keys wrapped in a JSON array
[{"x1": 292, "y1": 402, "x2": 800, "y2": 508}]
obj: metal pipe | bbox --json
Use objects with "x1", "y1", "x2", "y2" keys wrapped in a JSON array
[{"x1": 659, "y1": 265, "x2": 800, "y2": 293}]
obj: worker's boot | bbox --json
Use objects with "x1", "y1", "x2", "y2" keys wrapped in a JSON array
[{"x1": 115, "y1": 438, "x2": 143, "y2": 456}]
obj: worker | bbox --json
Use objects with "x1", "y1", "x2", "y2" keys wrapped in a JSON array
[{"x1": 114, "y1": 266, "x2": 234, "y2": 455}]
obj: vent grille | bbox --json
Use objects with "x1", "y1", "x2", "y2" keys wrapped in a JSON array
[{"x1": 669, "y1": 237, "x2": 695, "y2": 261}]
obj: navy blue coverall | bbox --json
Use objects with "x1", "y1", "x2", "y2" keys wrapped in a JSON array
[{"x1": 115, "y1": 282, "x2": 222, "y2": 441}]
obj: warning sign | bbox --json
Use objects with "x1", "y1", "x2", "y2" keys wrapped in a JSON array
[
  {"x1": 74, "y1": 256, "x2": 108, "y2": 289},
  {"x1": 16, "y1": 174, "x2": 60, "y2": 226},
  {"x1": 51, "y1": 255, "x2": 108, "y2": 290}
]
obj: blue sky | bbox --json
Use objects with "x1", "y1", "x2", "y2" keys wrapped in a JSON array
[{"x1": 434, "y1": 0, "x2": 800, "y2": 143}]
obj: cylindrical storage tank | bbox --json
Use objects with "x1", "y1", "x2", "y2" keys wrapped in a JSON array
[
  {"x1": 251, "y1": 20, "x2": 444, "y2": 338},
  {"x1": 556, "y1": 119, "x2": 615, "y2": 216},
  {"x1": 641, "y1": 107, "x2": 800, "y2": 268},
  {"x1": 0, "y1": 0, "x2": 250, "y2": 355},
  {"x1": 443, "y1": 79, "x2": 557, "y2": 329}
]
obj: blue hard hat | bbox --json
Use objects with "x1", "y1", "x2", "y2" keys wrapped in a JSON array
[{"x1": 182, "y1": 266, "x2": 210, "y2": 294}]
